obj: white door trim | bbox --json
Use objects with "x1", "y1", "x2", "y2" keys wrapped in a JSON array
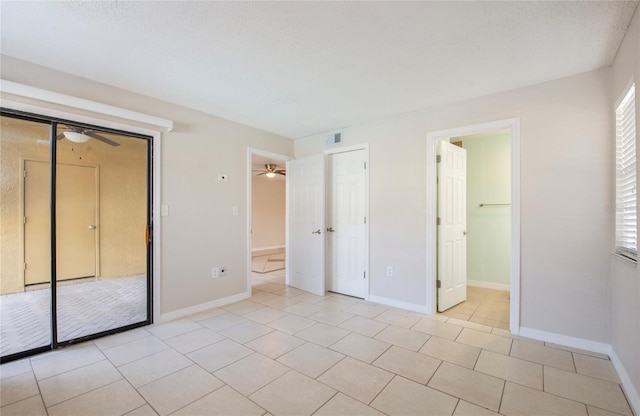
[
  {"x1": 246, "y1": 148, "x2": 292, "y2": 293},
  {"x1": 324, "y1": 144, "x2": 370, "y2": 300},
  {"x1": 426, "y1": 118, "x2": 521, "y2": 334}
]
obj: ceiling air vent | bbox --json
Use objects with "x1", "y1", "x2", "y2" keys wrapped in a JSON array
[{"x1": 326, "y1": 131, "x2": 343, "y2": 146}]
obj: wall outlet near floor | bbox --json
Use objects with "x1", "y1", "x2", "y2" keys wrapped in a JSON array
[
  {"x1": 386, "y1": 266, "x2": 394, "y2": 277},
  {"x1": 220, "y1": 266, "x2": 227, "y2": 277},
  {"x1": 211, "y1": 267, "x2": 220, "y2": 278}
]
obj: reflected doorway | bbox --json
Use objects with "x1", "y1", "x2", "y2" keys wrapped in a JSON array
[
  {"x1": 25, "y1": 161, "x2": 98, "y2": 284},
  {"x1": 248, "y1": 150, "x2": 289, "y2": 290}
]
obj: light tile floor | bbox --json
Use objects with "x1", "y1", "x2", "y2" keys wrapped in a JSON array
[
  {"x1": 251, "y1": 248, "x2": 285, "y2": 274},
  {"x1": 0, "y1": 270, "x2": 634, "y2": 416},
  {"x1": 439, "y1": 286, "x2": 510, "y2": 330}
]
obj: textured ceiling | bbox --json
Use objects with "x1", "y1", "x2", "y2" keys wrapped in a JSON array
[{"x1": 1, "y1": 1, "x2": 637, "y2": 139}]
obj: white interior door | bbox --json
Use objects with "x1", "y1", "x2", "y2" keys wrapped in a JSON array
[
  {"x1": 326, "y1": 150, "x2": 367, "y2": 298},
  {"x1": 286, "y1": 154, "x2": 325, "y2": 296},
  {"x1": 437, "y1": 141, "x2": 467, "y2": 312}
]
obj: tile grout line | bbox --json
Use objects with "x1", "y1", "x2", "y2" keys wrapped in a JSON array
[
  {"x1": 105, "y1": 338, "x2": 184, "y2": 415},
  {"x1": 43, "y1": 378, "x2": 123, "y2": 413},
  {"x1": 496, "y1": 376, "x2": 507, "y2": 414},
  {"x1": 540, "y1": 364, "x2": 629, "y2": 413},
  {"x1": 307, "y1": 388, "x2": 339, "y2": 416},
  {"x1": 365, "y1": 373, "x2": 398, "y2": 411}
]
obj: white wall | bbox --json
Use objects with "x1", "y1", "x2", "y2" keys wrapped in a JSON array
[
  {"x1": 251, "y1": 175, "x2": 286, "y2": 250},
  {"x1": 0, "y1": 55, "x2": 294, "y2": 315},
  {"x1": 610, "y1": 7, "x2": 640, "y2": 409},
  {"x1": 463, "y1": 134, "x2": 511, "y2": 287},
  {"x1": 295, "y1": 68, "x2": 613, "y2": 343}
]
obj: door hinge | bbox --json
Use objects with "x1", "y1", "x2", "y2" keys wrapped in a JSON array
[
  {"x1": 23, "y1": 216, "x2": 27, "y2": 224},
  {"x1": 364, "y1": 216, "x2": 367, "y2": 224},
  {"x1": 436, "y1": 279, "x2": 441, "y2": 289},
  {"x1": 436, "y1": 155, "x2": 442, "y2": 164},
  {"x1": 24, "y1": 263, "x2": 27, "y2": 271},
  {"x1": 363, "y1": 271, "x2": 366, "y2": 279},
  {"x1": 364, "y1": 161, "x2": 367, "y2": 170},
  {"x1": 436, "y1": 217, "x2": 441, "y2": 225}
]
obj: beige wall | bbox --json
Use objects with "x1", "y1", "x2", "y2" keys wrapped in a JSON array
[
  {"x1": 251, "y1": 175, "x2": 285, "y2": 250},
  {"x1": 0, "y1": 119, "x2": 148, "y2": 294},
  {"x1": 95, "y1": 134, "x2": 147, "y2": 280}
]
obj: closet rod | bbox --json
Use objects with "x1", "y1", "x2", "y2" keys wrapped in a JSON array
[{"x1": 479, "y1": 203, "x2": 511, "y2": 207}]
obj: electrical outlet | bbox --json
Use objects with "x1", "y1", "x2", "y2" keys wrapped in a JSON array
[
  {"x1": 211, "y1": 267, "x2": 219, "y2": 278},
  {"x1": 220, "y1": 266, "x2": 227, "y2": 277},
  {"x1": 386, "y1": 266, "x2": 394, "y2": 277}
]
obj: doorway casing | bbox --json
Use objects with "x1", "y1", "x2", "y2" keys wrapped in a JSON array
[{"x1": 426, "y1": 118, "x2": 520, "y2": 334}]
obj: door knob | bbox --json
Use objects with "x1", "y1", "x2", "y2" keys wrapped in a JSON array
[
  {"x1": 463, "y1": 230, "x2": 467, "y2": 236},
  {"x1": 88, "y1": 225, "x2": 96, "y2": 229},
  {"x1": 311, "y1": 229, "x2": 322, "y2": 234},
  {"x1": 326, "y1": 227, "x2": 335, "y2": 232}
]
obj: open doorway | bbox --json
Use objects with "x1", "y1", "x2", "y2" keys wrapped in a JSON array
[
  {"x1": 427, "y1": 118, "x2": 520, "y2": 334},
  {"x1": 438, "y1": 131, "x2": 512, "y2": 329},
  {"x1": 247, "y1": 149, "x2": 290, "y2": 290}
]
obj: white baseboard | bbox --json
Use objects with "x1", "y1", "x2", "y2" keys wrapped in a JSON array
[
  {"x1": 609, "y1": 347, "x2": 640, "y2": 416},
  {"x1": 368, "y1": 294, "x2": 428, "y2": 314},
  {"x1": 467, "y1": 280, "x2": 510, "y2": 292},
  {"x1": 515, "y1": 327, "x2": 638, "y2": 416},
  {"x1": 159, "y1": 291, "x2": 250, "y2": 323},
  {"x1": 251, "y1": 245, "x2": 285, "y2": 253},
  {"x1": 519, "y1": 327, "x2": 610, "y2": 355}
]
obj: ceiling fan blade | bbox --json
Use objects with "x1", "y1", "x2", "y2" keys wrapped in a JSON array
[
  {"x1": 257, "y1": 172, "x2": 266, "y2": 176},
  {"x1": 56, "y1": 133, "x2": 65, "y2": 140},
  {"x1": 276, "y1": 171, "x2": 286, "y2": 176},
  {"x1": 84, "y1": 131, "x2": 120, "y2": 147}
]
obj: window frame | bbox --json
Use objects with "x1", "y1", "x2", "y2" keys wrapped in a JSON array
[{"x1": 614, "y1": 81, "x2": 637, "y2": 262}]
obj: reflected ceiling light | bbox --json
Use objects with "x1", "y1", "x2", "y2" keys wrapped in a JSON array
[
  {"x1": 63, "y1": 131, "x2": 90, "y2": 143},
  {"x1": 265, "y1": 172, "x2": 276, "y2": 178}
]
